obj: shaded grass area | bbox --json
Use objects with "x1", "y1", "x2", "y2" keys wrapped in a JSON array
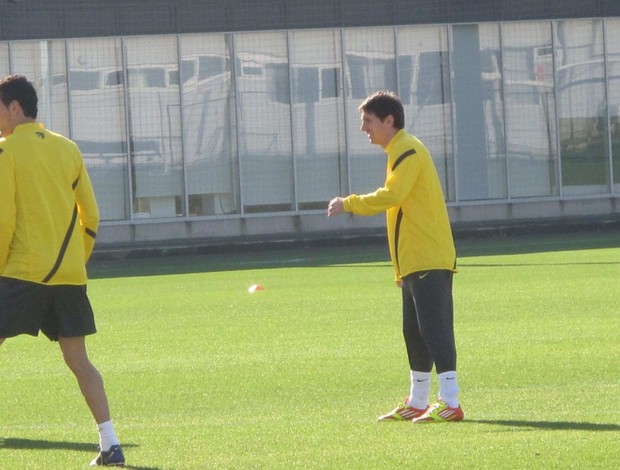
[{"x1": 88, "y1": 224, "x2": 620, "y2": 279}]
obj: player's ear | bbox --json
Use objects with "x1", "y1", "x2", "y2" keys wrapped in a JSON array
[{"x1": 8, "y1": 100, "x2": 22, "y2": 115}]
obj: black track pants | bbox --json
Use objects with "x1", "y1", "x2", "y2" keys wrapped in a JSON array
[{"x1": 401, "y1": 270, "x2": 456, "y2": 374}]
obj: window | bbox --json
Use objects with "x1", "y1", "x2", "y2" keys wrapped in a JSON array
[{"x1": 69, "y1": 70, "x2": 100, "y2": 91}]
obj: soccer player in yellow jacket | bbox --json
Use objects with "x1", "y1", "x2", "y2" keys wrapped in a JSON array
[
  {"x1": 0, "y1": 75, "x2": 125, "y2": 466},
  {"x1": 328, "y1": 91, "x2": 463, "y2": 423}
]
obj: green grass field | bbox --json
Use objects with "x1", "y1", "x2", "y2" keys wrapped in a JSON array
[{"x1": 1, "y1": 227, "x2": 619, "y2": 469}]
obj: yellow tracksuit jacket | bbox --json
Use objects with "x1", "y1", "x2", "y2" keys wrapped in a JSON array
[
  {"x1": 0, "y1": 122, "x2": 99, "y2": 285},
  {"x1": 343, "y1": 129, "x2": 456, "y2": 280}
]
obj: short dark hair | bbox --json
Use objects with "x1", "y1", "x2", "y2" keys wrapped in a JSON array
[
  {"x1": 0, "y1": 74, "x2": 38, "y2": 119},
  {"x1": 359, "y1": 91, "x2": 404, "y2": 129}
]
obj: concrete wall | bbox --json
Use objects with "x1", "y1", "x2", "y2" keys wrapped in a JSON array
[{"x1": 95, "y1": 196, "x2": 620, "y2": 253}]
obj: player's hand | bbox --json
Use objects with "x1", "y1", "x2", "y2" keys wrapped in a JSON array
[
  {"x1": 327, "y1": 197, "x2": 345, "y2": 217},
  {"x1": 395, "y1": 280, "x2": 403, "y2": 288}
]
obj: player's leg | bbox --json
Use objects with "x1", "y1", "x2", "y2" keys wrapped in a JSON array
[
  {"x1": 48, "y1": 285, "x2": 124, "y2": 466},
  {"x1": 409, "y1": 270, "x2": 463, "y2": 422},
  {"x1": 45, "y1": 285, "x2": 109, "y2": 421},
  {"x1": 58, "y1": 335, "x2": 111, "y2": 423},
  {"x1": 401, "y1": 278, "x2": 434, "y2": 409},
  {"x1": 377, "y1": 280, "x2": 432, "y2": 421},
  {"x1": 408, "y1": 270, "x2": 456, "y2": 373},
  {"x1": 58, "y1": 336, "x2": 124, "y2": 466},
  {"x1": 401, "y1": 277, "x2": 434, "y2": 373}
]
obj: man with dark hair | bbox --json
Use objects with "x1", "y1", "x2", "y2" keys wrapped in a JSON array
[
  {"x1": 0, "y1": 74, "x2": 126, "y2": 465},
  {"x1": 328, "y1": 91, "x2": 463, "y2": 423}
]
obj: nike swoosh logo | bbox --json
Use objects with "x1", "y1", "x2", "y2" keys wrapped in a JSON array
[
  {"x1": 415, "y1": 378, "x2": 429, "y2": 383},
  {"x1": 418, "y1": 272, "x2": 430, "y2": 279},
  {"x1": 446, "y1": 377, "x2": 456, "y2": 380}
]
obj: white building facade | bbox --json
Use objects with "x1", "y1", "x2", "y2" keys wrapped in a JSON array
[{"x1": 1, "y1": 1, "x2": 619, "y2": 248}]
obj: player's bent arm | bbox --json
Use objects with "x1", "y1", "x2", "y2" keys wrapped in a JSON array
[
  {"x1": 344, "y1": 159, "x2": 418, "y2": 215},
  {"x1": 343, "y1": 186, "x2": 402, "y2": 215}
]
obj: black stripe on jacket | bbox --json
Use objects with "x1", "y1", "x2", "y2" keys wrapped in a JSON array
[
  {"x1": 391, "y1": 149, "x2": 415, "y2": 275},
  {"x1": 391, "y1": 149, "x2": 416, "y2": 171},
  {"x1": 42, "y1": 176, "x2": 82, "y2": 283},
  {"x1": 42, "y1": 205, "x2": 79, "y2": 283}
]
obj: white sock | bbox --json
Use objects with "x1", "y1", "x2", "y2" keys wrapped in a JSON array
[
  {"x1": 437, "y1": 371, "x2": 460, "y2": 408},
  {"x1": 97, "y1": 420, "x2": 120, "y2": 451},
  {"x1": 407, "y1": 370, "x2": 431, "y2": 409}
]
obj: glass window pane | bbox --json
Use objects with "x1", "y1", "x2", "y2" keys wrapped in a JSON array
[
  {"x1": 452, "y1": 23, "x2": 507, "y2": 201},
  {"x1": 235, "y1": 31, "x2": 294, "y2": 213},
  {"x1": 289, "y1": 29, "x2": 346, "y2": 210},
  {"x1": 343, "y1": 27, "x2": 397, "y2": 194},
  {"x1": 179, "y1": 33, "x2": 239, "y2": 217},
  {"x1": 604, "y1": 18, "x2": 620, "y2": 191},
  {"x1": 502, "y1": 21, "x2": 559, "y2": 198},
  {"x1": 397, "y1": 25, "x2": 455, "y2": 201},
  {"x1": 10, "y1": 40, "x2": 69, "y2": 136},
  {"x1": 555, "y1": 19, "x2": 609, "y2": 195},
  {"x1": 481, "y1": 23, "x2": 506, "y2": 200},
  {"x1": 67, "y1": 37, "x2": 129, "y2": 221},
  {"x1": 0, "y1": 43, "x2": 10, "y2": 77},
  {"x1": 125, "y1": 36, "x2": 184, "y2": 218}
]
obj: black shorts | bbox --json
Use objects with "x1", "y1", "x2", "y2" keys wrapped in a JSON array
[{"x1": 0, "y1": 277, "x2": 97, "y2": 341}]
